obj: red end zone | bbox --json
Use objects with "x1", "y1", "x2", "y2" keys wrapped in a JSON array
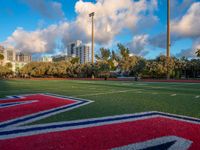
[
  {"x1": 0, "y1": 94, "x2": 91, "y2": 128},
  {"x1": 0, "y1": 112, "x2": 200, "y2": 150},
  {"x1": 0, "y1": 94, "x2": 76, "y2": 122}
]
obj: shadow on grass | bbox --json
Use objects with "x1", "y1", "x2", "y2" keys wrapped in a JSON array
[{"x1": 0, "y1": 80, "x2": 11, "y2": 98}]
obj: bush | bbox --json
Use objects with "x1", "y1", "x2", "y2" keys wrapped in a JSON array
[{"x1": 0, "y1": 66, "x2": 13, "y2": 78}]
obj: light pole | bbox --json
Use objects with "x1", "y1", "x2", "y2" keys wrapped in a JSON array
[
  {"x1": 89, "y1": 12, "x2": 95, "y2": 64},
  {"x1": 167, "y1": 0, "x2": 170, "y2": 79}
]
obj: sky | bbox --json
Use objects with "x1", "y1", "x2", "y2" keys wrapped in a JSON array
[{"x1": 0, "y1": 0, "x2": 200, "y2": 59}]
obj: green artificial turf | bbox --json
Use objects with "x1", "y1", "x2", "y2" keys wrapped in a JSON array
[{"x1": 0, "y1": 79, "x2": 200, "y2": 126}]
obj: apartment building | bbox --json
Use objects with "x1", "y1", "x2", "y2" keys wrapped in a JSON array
[
  {"x1": 67, "y1": 41, "x2": 90, "y2": 64},
  {"x1": 15, "y1": 52, "x2": 32, "y2": 71},
  {"x1": 16, "y1": 52, "x2": 32, "y2": 62},
  {"x1": 66, "y1": 40, "x2": 82, "y2": 57},
  {"x1": 0, "y1": 45, "x2": 32, "y2": 72}
]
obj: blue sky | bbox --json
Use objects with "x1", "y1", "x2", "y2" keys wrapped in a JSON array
[{"x1": 0, "y1": 0, "x2": 199, "y2": 59}]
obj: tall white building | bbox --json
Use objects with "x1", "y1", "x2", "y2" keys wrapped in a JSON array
[
  {"x1": 16, "y1": 52, "x2": 32, "y2": 62},
  {"x1": 66, "y1": 40, "x2": 82, "y2": 57},
  {"x1": 74, "y1": 45, "x2": 90, "y2": 64},
  {"x1": 0, "y1": 46, "x2": 16, "y2": 71},
  {"x1": 67, "y1": 41, "x2": 90, "y2": 64},
  {"x1": 0, "y1": 46, "x2": 5, "y2": 66},
  {"x1": 0, "y1": 45, "x2": 32, "y2": 72}
]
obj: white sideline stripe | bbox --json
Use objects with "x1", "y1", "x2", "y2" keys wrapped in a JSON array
[
  {"x1": 0, "y1": 111, "x2": 200, "y2": 140},
  {"x1": 0, "y1": 93, "x2": 93, "y2": 128},
  {"x1": 171, "y1": 94, "x2": 177, "y2": 96}
]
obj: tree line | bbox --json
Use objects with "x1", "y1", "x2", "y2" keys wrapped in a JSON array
[
  {"x1": 0, "y1": 45, "x2": 200, "y2": 79},
  {"x1": 0, "y1": 54, "x2": 13, "y2": 78}
]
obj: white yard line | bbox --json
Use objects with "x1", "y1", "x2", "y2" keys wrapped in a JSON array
[
  {"x1": 137, "y1": 84, "x2": 148, "y2": 86},
  {"x1": 75, "y1": 89, "x2": 137, "y2": 97},
  {"x1": 152, "y1": 92, "x2": 158, "y2": 95}
]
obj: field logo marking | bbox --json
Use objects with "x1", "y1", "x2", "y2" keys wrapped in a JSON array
[
  {"x1": 0, "y1": 100, "x2": 38, "y2": 108},
  {"x1": 0, "y1": 95, "x2": 24, "y2": 100},
  {"x1": 0, "y1": 93, "x2": 93, "y2": 128},
  {"x1": 112, "y1": 136, "x2": 192, "y2": 150},
  {"x1": 0, "y1": 111, "x2": 199, "y2": 149},
  {"x1": 0, "y1": 111, "x2": 200, "y2": 139}
]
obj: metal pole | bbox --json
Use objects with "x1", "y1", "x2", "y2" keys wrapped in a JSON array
[
  {"x1": 89, "y1": 12, "x2": 95, "y2": 64},
  {"x1": 167, "y1": 0, "x2": 170, "y2": 79},
  {"x1": 92, "y1": 15, "x2": 94, "y2": 64}
]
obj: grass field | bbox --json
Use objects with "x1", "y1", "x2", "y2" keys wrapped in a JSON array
[{"x1": 0, "y1": 79, "x2": 200, "y2": 125}]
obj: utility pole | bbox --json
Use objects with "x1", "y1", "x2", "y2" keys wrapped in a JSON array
[
  {"x1": 167, "y1": 0, "x2": 170, "y2": 79},
  {"x1": 89, "y1": 12, "x2": 95, "y2": 64}
]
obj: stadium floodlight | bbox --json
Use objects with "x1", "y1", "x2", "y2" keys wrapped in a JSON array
[
  {"x1": 89, "y1": 12, "x2": 95, "y2": 64},
  {"x1": 166, "y1": 0, "x2": 170, "y2": 79}
]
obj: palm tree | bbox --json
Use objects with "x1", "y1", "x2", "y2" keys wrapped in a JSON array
[
  {"x1": 95, "y1": 48, "x2": 111, "y2": 62},
  {"x1": 5, "y1": 62, "x2": 12, "y2": 69},
  {"x1": 0, "y1": 54, "x2": 4, "y2": 66},
  {"x1": 195, "y1": 49, "x2": 200, "y2": 57},
  {"x1": 117, "y1": 44, "x2": 129, "y2": 60},
  {"x1": 70, "y1": 57, "x2": 80, "y2": 64}
]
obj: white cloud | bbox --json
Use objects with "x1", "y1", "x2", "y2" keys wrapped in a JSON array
[
  {"x1": 149, "y1": 33, "x2": 180, "y2": 49},
  {"x1": 2, "y1": 0, "x2": 158, "y2": 54},
  {"x1": 127, "y1": 34, "x2": 149, "y2": 56},
  {"x1": 2, "y1": 22, "x2": 69, "y2": 54},
  {"x1": 73, "y1": 0, "x2": 158, "y2": 44},
  {"x1": 170, "y1": 2, "x2": 200, "y2": 58},
  {"x1": 194, "y1": 38, "x2": 200, "y2": 50},
  {"x1": 171, "y1": 2, "x2": 200, "y2": 38},
  {"x1": 176, "y1": 37, "x2": 200, "y2": 58},
  {"x1": 150, "y1": 1, "x2": 200, "y2": 56},
  {"x1": 171, "y1": 0, "x2": 195, "y2": 19}
]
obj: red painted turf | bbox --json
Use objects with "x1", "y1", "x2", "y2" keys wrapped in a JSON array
[
  {"x1": 0, "y1": 117, "x2": 199, "y2": 150},
  {"x1": 11, "y1": 78, "x2": 200, "y2": 83},
  {"x1": 142, "y1": 79, "x2": 200, "y2": 83},
  {"x1": 0, "y1": 94, "x2": 76, "y2": 122}
]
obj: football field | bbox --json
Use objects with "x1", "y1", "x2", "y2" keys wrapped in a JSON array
[
  {"x1": 0, "y1": 79, "x2": 200, "y2": 123},
  {"x1": 0, "y1": 79, "x2": 200, "y2": 149}
]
